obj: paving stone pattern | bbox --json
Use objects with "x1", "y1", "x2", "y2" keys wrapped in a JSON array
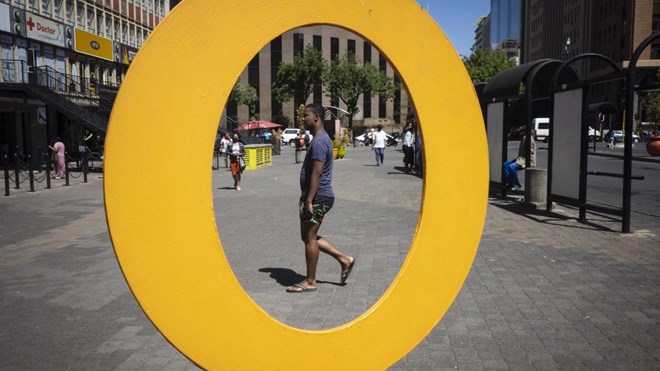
[{"x1": 0, "y1": 145, "x2": 658, "y2": 370}]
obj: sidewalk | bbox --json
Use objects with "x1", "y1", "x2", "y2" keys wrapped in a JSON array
[{"x1": 1, "y1": 145, "x2": 659, "y2": 370}]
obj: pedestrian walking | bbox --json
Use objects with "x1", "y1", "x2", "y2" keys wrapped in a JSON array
[
  {"x1": 220, "y1": 134, "x2": 232, "y2": 167},
  {"x1": 372, "y1": 124, "x2": 387, "y2": 166},
  {"x1": 402, "y1": 123, "x2": 415, "y2": 173},
  {"x1": 49, "y1": 137, "x2": 66, "y2": 179},
  {"x1": 229, "y1": 135, "x2": 245, "y2": 190},
  {"x1": 287, "y1": 103, "x2": 355, "y2": 293}
]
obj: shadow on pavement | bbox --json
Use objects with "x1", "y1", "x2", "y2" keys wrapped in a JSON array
[
  {"x1": 258, "y1": 268, "x2": 305, "y2": 287},
  {"x1": 490, "y1": 198, "x2": 617, "y2": 232}
]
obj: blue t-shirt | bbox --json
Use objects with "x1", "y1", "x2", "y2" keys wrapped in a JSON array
[{"x1": 300, "y1": 131, "x2": 334, "y2": 199}]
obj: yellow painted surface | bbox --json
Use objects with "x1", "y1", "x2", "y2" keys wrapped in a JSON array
[
  {"x1": 104, "y1": 0, "x2": 488, "y2": 369},
  {"x1": 244, "y1": 145, "x2": 272, "y2": 170}
]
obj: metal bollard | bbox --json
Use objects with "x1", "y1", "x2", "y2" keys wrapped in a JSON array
[
  {"x1": 64, "y1": 152, "x2": 70, "y2": 186},
  {"x1": 45, "y1": 151, "x2": 51, "y2": 189},
  {"x1": 4, "y1": 155, "x2": 9, "y2": 196},
  {"x1": 13, "y1": 152, "x2": 20, "y2": 189},
  {"x1": 28, "y1": 155, "x2": 34, "y2": 192},
  {"x1": 83, "y1": 151, "x2": 88, "y2": 183}
]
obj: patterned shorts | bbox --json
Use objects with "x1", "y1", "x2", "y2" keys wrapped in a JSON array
[{"x1": 299, "y1": 196, "x2": 334, "y2": 224}]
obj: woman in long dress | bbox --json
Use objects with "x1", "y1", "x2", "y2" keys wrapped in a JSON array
[{"x1": 49, "y1": 137, "x2": 66, "y2": 179}]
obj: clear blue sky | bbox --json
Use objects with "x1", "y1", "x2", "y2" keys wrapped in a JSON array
[{"x1": 416, "y1": 1, "x2": 491, "y2": 57}]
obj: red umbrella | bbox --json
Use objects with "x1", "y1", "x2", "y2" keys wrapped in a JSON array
[{"x1": 235, "y1": 120, "x2": 283, "y2": 131}]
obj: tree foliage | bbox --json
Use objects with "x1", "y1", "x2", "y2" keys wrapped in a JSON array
[
  {"x1": 272, "y1": 44, "x2": 326, "y2": 106},
  {"x1": 644, "y1": 70, "x2": 660, "y2": 131},
  {"x1": 324, "y1": 51, "x2": 395, "y2": 127},
  {"x1": 462, "y1": 48, "x2": 517, "y2": 84},
  {"x1": 229, "y1": 80, "x2": 259, "y2": 119}
]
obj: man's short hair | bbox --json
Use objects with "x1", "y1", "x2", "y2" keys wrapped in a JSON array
[{"x1": 305, "y1": 103, "x2": 325, "y2": 117}]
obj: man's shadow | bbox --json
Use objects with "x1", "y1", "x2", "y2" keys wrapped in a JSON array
[{"x1": 259, "y1": 268, "x2": 343, "y2": 287}]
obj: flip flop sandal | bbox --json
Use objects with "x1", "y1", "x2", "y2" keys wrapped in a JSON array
[
  {"x1": 340, "y1": 258, "x2": 356, "y2": 284},
  {"x1": 286, "y1": 283, "x2": 317, "y2": 293}
]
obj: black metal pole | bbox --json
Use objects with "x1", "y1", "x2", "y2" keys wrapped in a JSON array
[
  {"x1": 45, "y1": 150, "x2": 51, "y2": 189},
  {"x1": 64, "y1": 152, "x2": 70, "y2": 186},
  {"x1": 4, "y1": 155, "x2": 9, "y2": 196},
  {"x1": 83, "y1": 151, "x2": 88, "y2": 183},
  {"x1": 28, "y1": 155, "x2": 34, "y2": 192},
  {"x1": 13, "y1": 152, "x2": 20, "y2": 189}
]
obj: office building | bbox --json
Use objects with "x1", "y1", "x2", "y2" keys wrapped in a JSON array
[
  {"x1": 227, "y1": 25, "x2": 409, "y2": 130},
  {"x1": 474, "y1": 15, "x2": 491, "y2": 51}
]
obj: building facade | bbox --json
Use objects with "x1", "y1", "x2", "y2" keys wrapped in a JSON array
[
  {"x1": 227, "y1": 25, "x2": 409, "y2": 130},
  {"x1": 0, "y1": 0, "x2": 168, "y2": 161},
  {"x1": 490, "y1": 0, "x2": 522, "y2": 50},
  {"x1": 474, "y1": 15, "x2": 492, "y2": 51},
  {"x1": 523, "y1": 0, "x2": 660, "y2": 68}
]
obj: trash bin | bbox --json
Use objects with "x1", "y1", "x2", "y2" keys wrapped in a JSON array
[{"x1": 295, "y1": 148, "x2": 306, "y2": 163}]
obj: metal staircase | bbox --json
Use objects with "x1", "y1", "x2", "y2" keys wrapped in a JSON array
[{"x1": 0, "y1": 60, "x2": 117, "y2": 137}]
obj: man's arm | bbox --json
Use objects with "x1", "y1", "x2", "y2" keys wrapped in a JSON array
[{"x1": 304, "y1": 159, "x2": 324, "y2": 213}]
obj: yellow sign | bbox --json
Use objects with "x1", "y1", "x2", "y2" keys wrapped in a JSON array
[
  {"x1": 74, "y1": 28, "x2": 113, "y2": 61},
  {"x1": 104, "y1": 1, "x2": 488, "y2": 369}
]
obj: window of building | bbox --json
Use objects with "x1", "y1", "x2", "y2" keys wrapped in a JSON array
[
  {"x1": 28, "y1": 0, "x2": 38, "y2": 12},
  {"x1": 393, "y1": 75, "x2": 400, "y2": 123},
  {"x1": 378, "y1": 54, "x2": 386, "y2": 118},
  {"x1": 65, "y1": 0, "x2": 74, "y2": 25},
  {"x1": 330, "y1": 37, "x2": 339, "y2": 61},
  {"x1": 313, "y1": 35, "x2": 322, "y2": 105},
  {"x1": 76, "y1": 1, "x2": 84, "y2": 28},
  {"x1": 42, "y1": 0, "x2": 52, "y2": 16},
  {"x1": 122, "y1": 23, "x2": 128, "y2": 43},
  {"x1": 129, "y1": 24, "x2": 135, "y2": 46},
  {"x1": 114, "y1": 18, "x2": 120, "y2": 41},
  {"x1": 347, "y1": 39, "x2": 355, "y2": 54},
  {"x1": 270, "y1": 36, "x2": 282, "y2": 119},
  {"x1": 248, "y1": 55, "x2": 260, "y2": 116},
  {"x1": 654, "y1": 15, "x2": 660, "y2": 33},
  {"x1": 53, "y1": 0, "x2": 63, "y2": 20},
  {"x1": 105, "y1": 15, "x2": 113, "y2": 37},
  {"x1": 651, "y1": 45, "x2": 660, "y2": 59},
  {"x1": 1, "y1": 36, "x2": 15, "y2": 82},
  {"x1": 313, "y1": 35, "x2": 322, "y2": 50},
  {"x1": 293, "y1": 33, "x2": 304, "y2": 56},
  {"x1": 97, "y1": 12, "x2": 104, "y2": 36},
  {"x1": 363, "y1": 42, "x2": 372, "y2": 118},
  {"x1": 86, "y1": 6, "x2": 94, "y2": 32}
]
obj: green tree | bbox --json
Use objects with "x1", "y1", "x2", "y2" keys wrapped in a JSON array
[
  {"x1": 643, "y1": 70, "x2": 660, "y2": 134},
  {"x1": 272, "y1": 44, "x2": 326, "y2": 119},
  {"x1": 462, "y1": 48, "x2": 517, "y2": 83},
  {"x1": 324, "y1": 51, "x2": 395, "y2": 128},
  {"x1": 229, "y1": 80, "x2": 259, "y2": 119}
]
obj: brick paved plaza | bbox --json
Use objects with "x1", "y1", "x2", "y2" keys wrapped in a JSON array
[{"x1": 1, "y1": 145, "x2": 659, "y2": 370}]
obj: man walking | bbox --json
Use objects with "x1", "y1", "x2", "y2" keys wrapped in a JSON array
[
  {"x1": 372, "y1": 124, "x2": 387, "y2": 166},
  {"x1": 287, "y1": 103, "x2": 355, "y2": 293}
]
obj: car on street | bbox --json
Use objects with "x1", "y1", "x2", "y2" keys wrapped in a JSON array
[
  {"x1": 533, "y1": 117, "x2": 550, "y2": 142},
  {"x1": 281, "y1": 128, "x2": 301, "y2": 146},
  {"x1": 588, "y1": 126, "x2": 601, "y2": 141},
  {"x1": 603, "y1": 130, "x2": 641, "y2": 143}
]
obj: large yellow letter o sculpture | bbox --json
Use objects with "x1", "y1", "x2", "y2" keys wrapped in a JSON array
[{"x1": 104, "y1": 0, "x2": 488, "y2": 369}]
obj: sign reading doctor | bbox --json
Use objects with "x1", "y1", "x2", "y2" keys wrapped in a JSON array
[{"x1": 25, "y1": 12, "x2": 66, "y2": 48}]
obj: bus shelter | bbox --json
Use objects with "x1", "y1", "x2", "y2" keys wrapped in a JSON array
[{"x1": 481, "y1": 59, "x2": 578, "y2": 200}]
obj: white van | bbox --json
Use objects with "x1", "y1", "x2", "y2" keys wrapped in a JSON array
[
  {"x1": 281, "y1": 128, "x2": 301, "y2": 146},
  {"x1": 533, "y1": 118, "x2": 550, "y2": 142}
]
